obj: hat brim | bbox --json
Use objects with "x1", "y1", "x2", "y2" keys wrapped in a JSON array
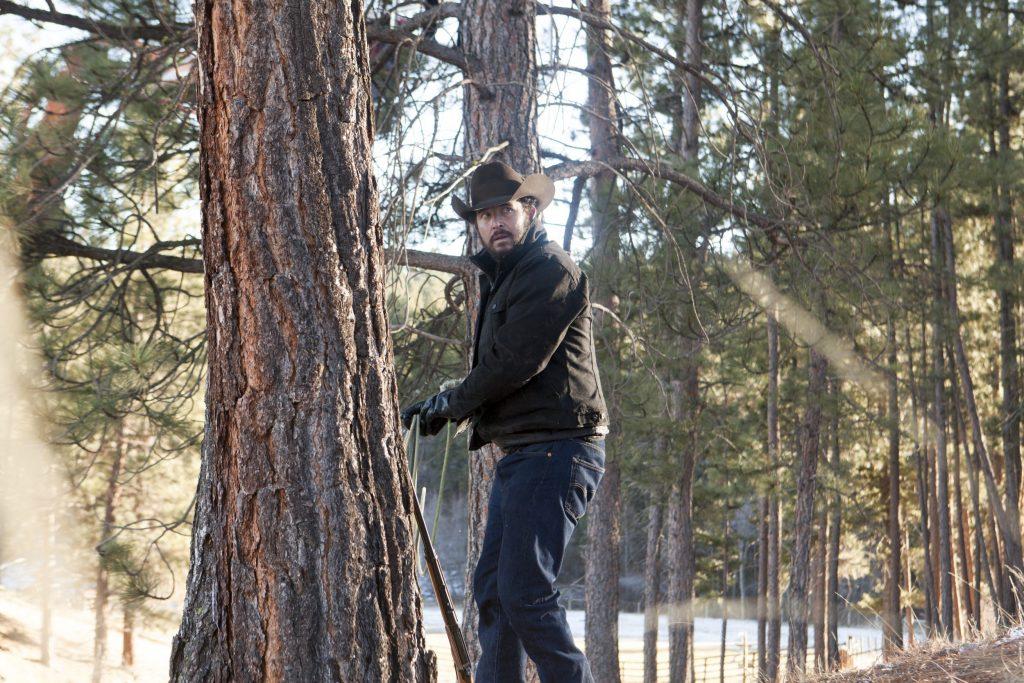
[{"x1": 452, "y1": 172, "x2": 555, "y2": 222}]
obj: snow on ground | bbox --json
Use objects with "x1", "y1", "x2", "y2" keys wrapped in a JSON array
[{"x1": 423, "y1": 605, "x2": 885, "y2": 649}]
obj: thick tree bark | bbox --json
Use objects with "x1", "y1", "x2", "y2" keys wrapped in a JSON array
[
  {"x1": 643, "y1": 501, "x2": 662, "y2": 683},
  {"x1": 459, "y1": 1, "x2": 541, "y2": 669},
  {"x1": 168, "y1": 0, "x2": 435, "y2": 677},
  {"x1": 785, "y1": 347, "x2": 827, "y2": 680}
]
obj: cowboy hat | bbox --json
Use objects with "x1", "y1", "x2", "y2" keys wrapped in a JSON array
[{"x1": 452, "y1": 161, "x2": 555, "y2": 222}]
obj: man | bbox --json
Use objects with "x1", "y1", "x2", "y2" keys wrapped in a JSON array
[{"x1": 401, "y1": 161, "x2": 609, "y2": 682}]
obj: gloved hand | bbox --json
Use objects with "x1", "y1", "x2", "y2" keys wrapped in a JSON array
[
  {"x1": 401, "y1": 399, "x2": 428, "y2": 431},
  {"x1": 403, "y1": 389, "x2": 459, "y2": 437}
]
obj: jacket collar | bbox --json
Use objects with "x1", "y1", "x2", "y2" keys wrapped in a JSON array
[{"x1": 468, "y1": 223, "x2": 547, "y2": 281}]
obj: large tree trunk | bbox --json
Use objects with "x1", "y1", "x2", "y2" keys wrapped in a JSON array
[
  {"x1": 168, "y1": 0, "x2": 435, "y2": 677},
  {"x1": 785, "y1": 347, "x2": 827, "y2": 680},
  {"x1": 459, "y1": 1, "x2": 540, "y2": 668},
  {"x1": 583, "y1": 0, "x2": 623, "y2": 679}
]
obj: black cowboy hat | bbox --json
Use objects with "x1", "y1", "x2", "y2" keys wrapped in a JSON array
[{"x1": 452, "y1": 161, "x2": 555, "y2": 222}]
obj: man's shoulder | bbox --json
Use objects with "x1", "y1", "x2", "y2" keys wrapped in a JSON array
[{"x1": 518, "y1": 238, "x2": 582, "y2": 282}]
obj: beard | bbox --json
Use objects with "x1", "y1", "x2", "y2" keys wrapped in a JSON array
[{"x1": 487, "y1": 214, "x2": 539, "y2": 259}]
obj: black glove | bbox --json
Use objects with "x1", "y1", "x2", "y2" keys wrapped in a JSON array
[
  {"x1": 417, "y1": 389, "x2": 458, "y2": 437},
  {"x1": 401, "y1": 399, "x2": 428, "y2": 431}
]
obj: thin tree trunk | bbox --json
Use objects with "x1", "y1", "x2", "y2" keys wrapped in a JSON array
[
  {"x1": 908, "y1": 321, "x2": 937, "y2": 634},
  {"x1": 826, "y1": 378, "x2": 841, "y2": 670},
  {"x1": 902, "y1": 522, "x2": 916, "y2": 647},
  {"x1": 459, "y1": 0, "x2": 540, "y2": 667},
  {"x1": 785, "y1": 347, "x2": 827, "y2": 680},
  {"x1": 168, "y1": 1, "x2": 435, "y2": 675},
  {"x1": 122, "y1": 605, "x2": 134, "y2": 668},
  {"x1": 993, "y1": 0, "x2": 1021, "y2": 620},
  {"x1": 939, "y1": 207, "x2": 1024, "y2": 619},
  {"x1": 667, "y1": 368, "x2": 699, "y2": 683},
  {"x1": 757, "y1": 495, "x2": 769, "y2": 677},
  {"x1": 583, "y1": 1, "x2": 623, "y2": 678},
  {"x1": 884, "y1": 285, "x2": 903, "y2": 654},
  {"x1": 765, "y1": 310, "x2": 782, "y2": 683},
  {"x1": 40, "y1": 509, "x2": 52, "y2": 667},
  {"x1": 644, "y1": 501, "x2": 663, "y2": 683},
  {"x1": 720, "y1": 519, "x2": 730, "y2": 683},
  {"x1": 667, "y1": 1, "x2": 704, "y2": 679},
  {"x1": 813, "y1": 510, "x2": 827, "y2": 673},
  {"x1": 929, "y1": 209, "x2": 955, "y2": 636},
  {"x1": 93, "y1": 422, "x2": 126, "y2": 683},
  {"x1": 951, "y1": 397, "x2": 973, "y2": 634},
  {"x1": 952, "y1": 354, "x2": 997, "y2": 627}
]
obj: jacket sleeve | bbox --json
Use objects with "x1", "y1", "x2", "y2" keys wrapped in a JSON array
[{"x1": 446, "y1": 256, "x2": 586, "y2": 419}]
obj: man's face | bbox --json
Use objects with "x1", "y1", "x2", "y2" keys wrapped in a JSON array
[{"x1": 475, "y1": 201, "x2": 535, "y2": 258}]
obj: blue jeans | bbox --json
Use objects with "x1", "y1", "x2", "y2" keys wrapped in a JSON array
[{"x1": 473, "y1": 437, "x2": 606, "y2": 683}]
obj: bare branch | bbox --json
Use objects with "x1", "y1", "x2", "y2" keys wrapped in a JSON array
[{"x1": 546, "y1": 157, "x2": 783, "y2": 231}]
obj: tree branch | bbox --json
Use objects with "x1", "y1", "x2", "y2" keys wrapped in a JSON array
[
  {"x1": 546, "y1": 157, "x2": 783, "y2": 231},
  {"x1": 0, "y1": 0, "x2": 186, "y2": 41},
  {"x1": 389, "y1": 247, "x2": 474, "y2": 277},
  {"x1": 0, "y1": 0, "x2": 469, "y2": 72},
  {"x1": 32, "y1": 231, "x2": 478, "y2": 280},
  {"x1": 30, "y1": 232, "x2": 204, "y2": 273}
]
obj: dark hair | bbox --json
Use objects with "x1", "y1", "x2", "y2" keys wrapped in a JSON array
[{"x1": 518, "y1": 196, "x2": 541, "y2": 228}]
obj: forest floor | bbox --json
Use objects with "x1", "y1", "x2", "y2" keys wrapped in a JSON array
[
  {"x1": 813, "y1": 628, "x2": 1024, "y2": 683},
  {"x1": 0, "y1": 585, "x2": 903, "y2": 683}
]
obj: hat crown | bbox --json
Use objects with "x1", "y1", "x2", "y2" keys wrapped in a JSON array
[{"x1": 469, "y1": 161, "x2": 525, "y2": 206}]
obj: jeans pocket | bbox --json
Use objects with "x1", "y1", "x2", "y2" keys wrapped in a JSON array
[{"x1": 563, "y1": 455, "x2": 605, "y2": 523}]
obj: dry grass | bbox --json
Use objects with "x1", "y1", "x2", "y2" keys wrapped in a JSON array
[{"x1": 813, "y1": 629, "x2": 1024, "y2": 683}]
